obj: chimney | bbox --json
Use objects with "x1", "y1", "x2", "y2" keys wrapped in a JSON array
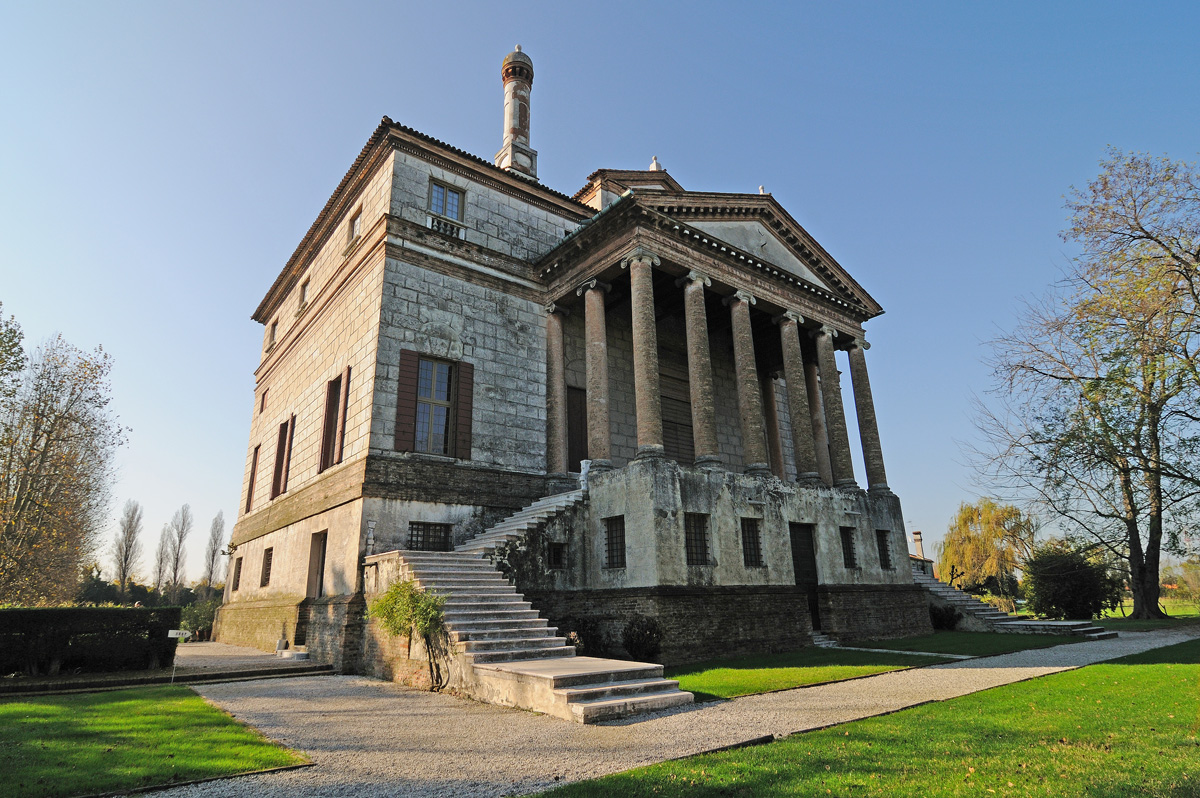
[
  {"x1": 495, "y1": 45, "x2": 538, "y2": 180},
  {"x1": 912, "y1": 530, "x2": 925, "y2": 559}
]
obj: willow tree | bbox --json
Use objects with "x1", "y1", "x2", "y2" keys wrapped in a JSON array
[
  {"x1": 977, "y1": 150, "x2": 1200, "y2": 619},
  {"x1": 936, "y1": 499, "x2": 1036, "y2": 596}
]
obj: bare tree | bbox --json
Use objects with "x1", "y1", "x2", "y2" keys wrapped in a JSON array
[
  {"x1": 201, "y1": 510, "x2": 225, "y2": 595},
  {"x1": 112, "y1": 499, "x2": 143, "y2": 597},
  {"x1": 0, "y1": 335, "x2": 126, "y2": 606},
  {"x1": 166, "y1": 504, "x2": 193, "y2": 602},
  {"x1": 153, "y1": 525, "x2": 170, "y2": 594}
]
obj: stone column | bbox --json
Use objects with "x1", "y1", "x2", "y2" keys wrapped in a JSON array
[
  {"x1": 623, "y1": 250, "x2": 664, "y2": 459},
  {"x1": 777, "y1": 311, "x2": 821, "y2": 485},
  {"x1": 762, "y1": 375, "x2": 786, "y2": 479},
  {"x1": 678, "y1": 271, "x2": 721, "y2": 468},
  {"x1": 847, "y1": 339, "x2": 889, "y2": 492},
  {"x1": 724, "y1": 290, "x2": 771, "y2": 476},
  {"x1": 544, "y1": 303, "x2": 569, "y2": 476},
  {"x1": 804, "y1": 358, "x2": 833, "y2": 485},
  {"x1": 812, "y1": 325, "x2": 857, "y2": 488},
  {"x1": 577, "y1": 279, "x2": 612, "y2": 471}
]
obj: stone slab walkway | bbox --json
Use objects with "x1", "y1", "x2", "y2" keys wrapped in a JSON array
[{"x1": 160, "y1": 629, "x2": 1198, "y2": 798}]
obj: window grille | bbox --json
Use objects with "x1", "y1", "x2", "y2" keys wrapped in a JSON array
[
  {"x1": 841, "y1": 527, "x2": 858, "y2": 569},
  {"x1": 548, "y1": 542, "x2": 566, "y2": 570},
  {"x1": 260, "y1": 548, "x2": 274, "y2": 587},
  {"x1": 604, "y1": 516, "x2": 626, "y2": 569},
  {"x1": 876, "y1": 530, "x2": 893, "y2": 570},
  {"x1": 408, "y1": 522, "x2": 452, "y2": 552},
  {"x1": 741, "y1": 518, "x2": 763, "y2": 567},
  {"x1": 685, "y1": 513, "x2": 709, "y2": 566}
]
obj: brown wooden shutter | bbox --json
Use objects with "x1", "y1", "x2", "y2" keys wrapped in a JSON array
[
  {"x1": 394, "y1": 350, "x2": 420, "y2": 451},
  {"x1": 336, "y1": 365, "x2": 351, "y2": 464},
  {"x1": 281, "y1": 414, "x2": 295, "y2": 493},
  {"x1": 454, "y1": 361, "x2": 473, "y2": 460}
]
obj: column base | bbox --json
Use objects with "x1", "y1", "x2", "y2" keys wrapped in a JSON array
[
  {"x1": 795, "y1": 472, "x2": 824, "y2": 487},
  {"x1": 635, "y1": 445, "x2": 666, "y2": 460},
  {"x1": 587, "y1": 459, "x2": 613, "y2": 473},
  {"x1": 693, "y1": 454, "x2": 724, "y2": 471},
  {"x1": 835, "y1": 479, "x2": 862, "y2": 491},
  {"x1": 868, "y1": 483, "x2": 893, "y2": 495},
  {"x1": 744, "y1": 463, "x2": 773, "y2": 478}
]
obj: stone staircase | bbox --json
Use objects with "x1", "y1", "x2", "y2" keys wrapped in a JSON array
[
  {"x1": 455, "y1": 489, "x2": 585, "y2": 556},
  {"x1": 385, "y1": 492, "x2": 693, "y2": 723},
  {"x1": 912, "y1": 568, "x2": 1116, "y2": 640},
  {"x1": 810, "y1": 632, "x2": 839, "y2": 648}
]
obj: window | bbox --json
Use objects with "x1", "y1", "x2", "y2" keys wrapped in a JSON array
[
  {"x1": 348, "y1": 209, "x2": 362, "y2": 244},
  {"x1": 741, "y1": 518, "x2": 763, "y2": 567},
  {"x1": 259, "y1": 389, "x2": 268, "y2": 414},
  {"x1": 395, "y1": 351, "x2": 473, "y2": 458},
  {"x1": 319, "y1": 367, "x2": 352, "y2": 472},
  {"x1": 245, "y1": 445, "x2": 260, "y2": 514},
  {"x1": 429, "y1": 182, "x2": 463, "y2": 220},
  {"x1": 299, "y1": 279, "x2": 310, "y2": 308},
  {"x1": 604, "y1": 516, "x2": 626, "y2": 569},
  {"x1": 260, "y1": 548, "x2": 274, "y2": 587},
  {"x1": 548, "y1": 541, "x2": 566, "y2": 570},
  {"x1": 876, "y1": 530, "x2": 894, "y2": 570},
  {"x1": 685, "y1": 513, "x2": 709, "y2": 566},
  {"x1": 268, "y1": 319, "x2": 278, "y2": 349},
  {"x1": 230, "y1": 557, "x2": 243, "y2": 591},
  {"x1": 841, "y1": 527, "x2": 858, "y2": 569},
  {"x1": 408, "y1": 522, "x2": 452, "y2": 552},
  {"x1": 270, "y1": 415, "x2": 295, "y2": 499}
]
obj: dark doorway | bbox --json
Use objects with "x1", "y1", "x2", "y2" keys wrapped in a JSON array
[
  {"x1": 567, "y1": 386, "x2": 588, "y2": 472},
  {"x1": 307, "y1": 531, "x2": 328, "y2": 598},
  {"x1": 789, "y1": 523, "x2": 821, "y2": 631}
]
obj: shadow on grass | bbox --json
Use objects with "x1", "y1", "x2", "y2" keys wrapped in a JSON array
[{"x1": 1105, "y1": 637, "x2": 1200, "y2": 665}]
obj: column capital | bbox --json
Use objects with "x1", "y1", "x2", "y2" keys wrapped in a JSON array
[
  {"x1": 847, "y1": 337, "x2": 870, "y2": 351},
  {"x1": 620, "y1": 247, "x2": 661, "y2": 270},
  {"x1": 723, "y1": 289, "x2": 756, "y2": 307},
  {"x1": 774, "y1": 310, "x2": 804, "y2": 326},
  {"x1": 575, "y1": 278, "x2": 611, "y2": 297},
  {"x1": 675, "y1": 270, "x2": 712, "y2": 288},
  {"x1": 545, "y1": 302, "x2": 571, "y2": 316},
  {"x1": 811, "y1": 324, "x2": 839, "y2": 341}
]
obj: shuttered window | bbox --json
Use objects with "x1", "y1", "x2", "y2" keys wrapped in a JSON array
[
  {"x1": 319, "y1": 367, "x2": 352, "y2": 472},
  {"x1": 270, "y1": 415, "x2": 295, "y2": 499},
  {"x1": 395, "y1": 350, "x2": 473, "y2": 458},
  {"x1": 260, "y1": 548, "x2": 274, "y2": 587}
]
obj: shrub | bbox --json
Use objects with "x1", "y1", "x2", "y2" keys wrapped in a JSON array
[
  {"x1": 181, "y1": 598, "x2": 221, "y2": 639},
  {"x1": 368, "y1": 580, "x2": 448, "y2": 690},
  {"x1": 929, "y1": 603, "x2": 962, "y2": 630},
  {"x1": 621, "y1": 613, "x2": 663, "y2": 661},
  {"x1": 0, "y1": 607, "x2": 181, "y2": 676},
  {"x1": 559, "y1": 616, "x2": 608, "y2": 657},
  {"x1": 1023, "y1": 543, "x2": 1122, "y2": 620}
]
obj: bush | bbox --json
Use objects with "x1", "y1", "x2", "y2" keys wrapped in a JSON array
[
  {"x1": 1023, "y1": 543, "x2": 1122, "y2": 620},
  {"x1": 929, "y1": 604, "x2": 962, "y2": 630},
  {"x1": 181, "y1": 598, "x2": 221, "y2": 639},
  {"x1": 0, "y1": 607, "x2": 181, "y2": 676},
  {"x1": 559, "y1": 616, "x2": 608, "y2": 658},
  {"x1": 368, "y1": 580, "x2": 448, "y2": 690},
  {"x1": 621, "y1": 613, "x2": 663, "y2": 661}
]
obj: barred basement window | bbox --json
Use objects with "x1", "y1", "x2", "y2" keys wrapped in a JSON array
[
  {"x1": 604, "y1": 516, "x2": 626, "y2": 569},
  {"x1": 685, "y1": 513, "x2": 709, "y2": 566},
  {"x1": 876, "y1": 529, "x2": 894, "y2": 570},
  {"x1": 841, "y1": 527, "x2": 859, "y2": 569},
  {"x1": 741, "y1": 518, "x2": 763, "y2": 567},
  {"x1": 260, "y1": 548, "x2": 274, "y2": 587},
  {"x1": 231, "y1": 557, "x2": 243, "y2": 591},
  {"x1": 548, "y1": 542, "x2": 566, "y2": 570},
  {"x1": 408, "y1": 522, "x2": 452, "y2": 552}
]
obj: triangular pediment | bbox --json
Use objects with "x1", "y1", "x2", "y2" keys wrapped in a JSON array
[{"x1": 684, "y1": 219, "x2": 830, "y2": 290}]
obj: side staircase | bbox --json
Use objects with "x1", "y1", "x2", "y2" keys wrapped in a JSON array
[
  {"x1": 911, "y1": 567, "x2": 1116, "y2": 640},
  {"x1": 387, "y1": 491, "x2": 693, "y2": 723}
]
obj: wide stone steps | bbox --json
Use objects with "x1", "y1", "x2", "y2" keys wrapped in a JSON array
[{"x1": 455, "y1": 489, "x2": 586, "y2": 556}]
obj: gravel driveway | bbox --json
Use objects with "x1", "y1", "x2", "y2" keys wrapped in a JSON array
[{"x1": 161, "y1": 629, "x2": 1198, "y2": 798}]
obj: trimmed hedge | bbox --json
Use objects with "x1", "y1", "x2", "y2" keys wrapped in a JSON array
[{"x1": 0, "y1": 607, "x2": 182, "y2": 676}]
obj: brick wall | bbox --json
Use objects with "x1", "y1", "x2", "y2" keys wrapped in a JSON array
[
  {"x1": 213, "y1": 599, "x2": 302, "y2": 653},
  {"x1": 363, "y1": 454, "x2": 549, "y2": 511},
  {"x1": 819, "y1": 584, "x2": 933, "y2": 642},
  {"x1": 300, "y1": 594, "x2": 366, "y2": 673}
]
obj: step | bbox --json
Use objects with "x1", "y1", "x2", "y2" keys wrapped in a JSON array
[
  {"x1": 446, "y1": 618, "x2": 551, "y2": 633},
  {"x1": 459, "y1": 636, "x2": 569, "y2": 652},
  {"x1": 466, "y1": 645, "x2": 576, "y2": 664},
  {"x1": 554, "y1": 677, "x2": 683, "y2": 703},
  {"x1": 449, "y1": 624, "x2": 555, "y2": 642},
  {"x1": 568, "y1": 690, "x2": 695, "y2": 723},
  {"x1": 444, "y1": 608, "x2": 541, "y2": 622},
  {"x1": 1084, "y1": 629, "x2": 1119, "y2": 640}
]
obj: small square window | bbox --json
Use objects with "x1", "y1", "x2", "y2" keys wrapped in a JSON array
[
  {"x1": 299, "y1": 279, "x2": 310, "y2": 307},
  {"x1": 259, "y1": 389, "x2": 268, "y2": 414},
  {"x1": 604, "y1": 516, "x2": 626, "y2": 569},
  {"x1": 408, "y1": 522, "x2": 452, "y2": 552},
  {"x1": 348, "y1": 210, "x2": 362, "y2": 243},
  {"x1": 268, "y1": 320, "x2": 278, "y2": 348},
  {"x1": 430, "y1": 182, "x2": 464, "y2": 221},
  {"x1": 841, "y1": 527, "x2": 858, "y2": 569},
  {"x1": 741, "y1": 518, "x2": 763, "y2": 567},
  {"x1": 260, "y1": 548, "x2": 274, "y2": 587},
  {"x1": 876, "y1": 530, "x2": 894, "y2": 570}
]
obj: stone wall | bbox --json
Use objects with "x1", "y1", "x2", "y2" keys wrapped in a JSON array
[
  {"x1": 526, "y1": 585, "x2": 816, "y2": 666},
  {"x1": 819, "y1": 584, "x2": 933, "y2": 642},
  {"x1": 212, "y1": 598, "x2": 303, "y2": 653},
  {"x1": 300, "y1": 594, "x2": 366, "y2": 673}
]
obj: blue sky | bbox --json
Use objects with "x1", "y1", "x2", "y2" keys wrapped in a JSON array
[{"x1": 2, "y1": 1, "x2": 1197, "y2": 580}]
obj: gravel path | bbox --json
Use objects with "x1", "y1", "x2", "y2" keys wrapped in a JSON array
[{"x1": 162, "y1": 629, "x2": 1198, "y2": 798}]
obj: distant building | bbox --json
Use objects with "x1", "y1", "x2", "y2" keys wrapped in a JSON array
[{"x1": 215, "y1": 46, "x2": 930, "y2": 678}]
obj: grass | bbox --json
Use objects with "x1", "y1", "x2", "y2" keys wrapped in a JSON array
[
  {"x1": 664, "y1": 648, "x2": 948, "y2": 701},
  {"x1": 0, "y1": 685, "x2": 307, "y2": 798},
  {"x1": 543, "y1": 638, "x2": 1200, "y2": 797},
  {"x1": 1097, "y1": 599, "x2": 1200, "y2": 631},
  {"x1": 857, "y1": 631, "x2": 1085, "y2": 657}
]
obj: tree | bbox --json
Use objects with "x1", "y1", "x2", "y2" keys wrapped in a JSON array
[
  {"x1": 1023, "y1": 541, "x2": 1123, "y2": 620},
  {"x1": 112, "y1": 499, "x2": 143, "y2": 598},
  {"x1": 976, "y1": 150, "x2": 1200, "y2": 619},
  {"x1": 200, "y1": 510, "x2": 225, "y2": 596},
  {"x1": 0, "y1": 303, "x2": 23, "y2": 401},
  {"x1": 0, "y1": 335, "x2": 125, "y2": 606},
  {"x1": 936, "y1": 499, "x2": 1036, "y2": 597},
  {"x1": 165, "y1": 504, "x2": 192, "y2": 603},
  {"x1": 152, "y1": 526, "x2": 170, "y2": 594}
]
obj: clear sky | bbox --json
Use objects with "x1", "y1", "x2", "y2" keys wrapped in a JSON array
[{"x1": 2, "y1": 1, "x2": 1197, "y2": 581}]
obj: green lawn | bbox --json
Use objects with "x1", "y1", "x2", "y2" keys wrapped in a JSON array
[
  {"x1": 1097, "y1": 599, "x2": 1200, "y2": 631},
  {"x1": 665, "y1": 648, "x2": 947, "y2": 701},
  {"x1": 857, "y1": 631, "x2": 1084, "y2": 657},
  {"x1": 544, "y1": 638, "x2": 1200, "y2": 798},
  {"x1": 0, "y1": 685, "x2": 308, "y2": 798}
]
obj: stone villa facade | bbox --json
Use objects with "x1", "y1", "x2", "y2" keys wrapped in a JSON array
[{"x1": 214, "y1": 47, "x2": 931, "y2": 686}]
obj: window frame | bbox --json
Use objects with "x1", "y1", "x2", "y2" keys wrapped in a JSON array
[
  {"x1": 840, "y1": 527, "x2": 859, "y2": 570},
  {"x1": 684, "y1": 512, "x2": 709, "y2": 566},
  {"x1": 245, "y1": 445, "x2": 260, "y2": 514},
  {"x1": 741, "y1": 517, "x2": 764, "y2": 568},
  {"x1": 348, "y1": 209, "x2": 362, "y2": 244},
  {"x1": 875, "y1": 529, "x2": 894, "y2": 570},
  {"x1": 414, "y1": 357, "x2": 456, "y2": 456},
  {"x1": 319, "y1": 367, "x2": 352, "y2": 473},
  {"x1": 428, "y1": 180, "x2": 464, "y2": 222},
  {"x1": 604, "y1": 516, "x2": 626, "y2": 569},
  {"x1": 260, "y1": 548, "x2": 274, "y2": 587},
  {"x1": 395, "y1": 350, "x2": 473, "y2": 459},
  {"x1": 230, "y1": 557, "x2": 243, "y2": 592},
  {"x1": 270, "y1": 415, "x2": 295, "y2": 499},
  {"x1": 408, "y1": 521, "x2": 452, "y2": 552}
]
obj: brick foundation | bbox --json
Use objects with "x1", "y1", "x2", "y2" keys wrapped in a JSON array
[
  {"x1": 300, "y1": 594, "x2": 367, "y2": 673},
  {"x1": 818, "y1": 584, "x2": 933, "y2": 642},
  {"x1": 213, "y1": 598, "x2": 303, "y2": 652}
]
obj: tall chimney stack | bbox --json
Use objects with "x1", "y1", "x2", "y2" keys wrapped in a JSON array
[
  {"x1": 912, "y1": 530, "x2": 925, "y2": 559},
  {"x1": 495, "y1": 45, "x2": 538, "y2": 180}
]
